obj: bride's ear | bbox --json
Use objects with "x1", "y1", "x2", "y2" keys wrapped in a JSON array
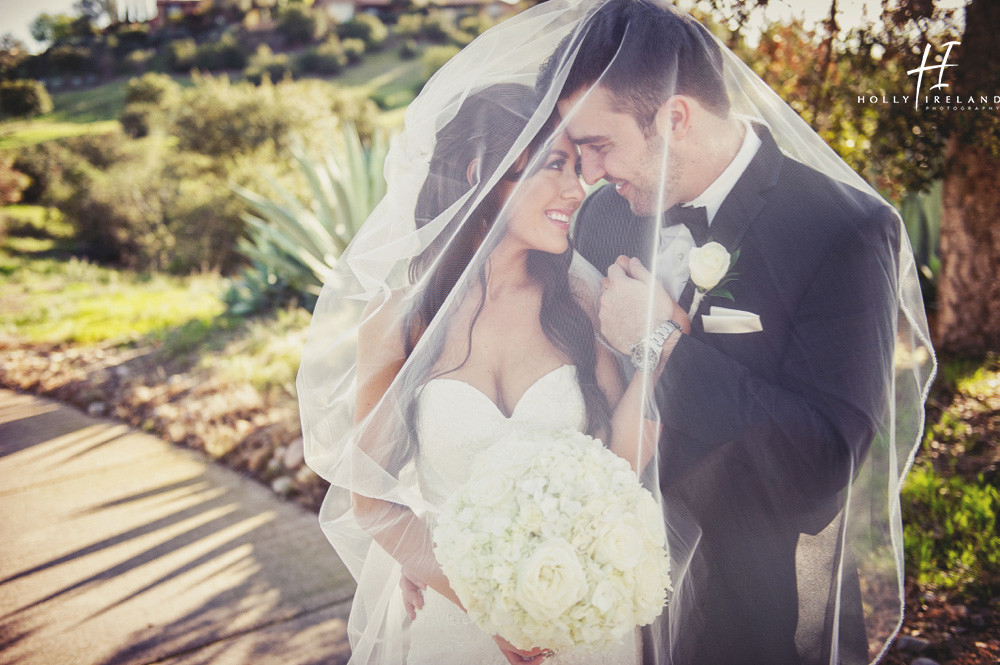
[{"x1": 466, "y1": 158, "x2": 479, "y2": 186}]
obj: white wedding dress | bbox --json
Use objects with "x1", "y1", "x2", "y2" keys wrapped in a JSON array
[{"x1": 408, "y1": 364, "x2": 642, "y2": 665}]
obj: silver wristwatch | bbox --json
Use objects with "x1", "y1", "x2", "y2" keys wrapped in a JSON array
[{"x1": 630, "y1": 320, "x2": 681, "y2": 373}]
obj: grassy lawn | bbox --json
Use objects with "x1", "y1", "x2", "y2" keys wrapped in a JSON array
[
  {"x1": 0, "y1": 214, "x2": 311, "y2": 396},
  {"x1": 0, "y1": 77, "x2": 148, "y2": 149},
  {"x1": 336, "y1": 47, "x2": 425, "y2": 111},
  {"x1": 0, "y1": 251, "x2": 225, "y2": 345}
]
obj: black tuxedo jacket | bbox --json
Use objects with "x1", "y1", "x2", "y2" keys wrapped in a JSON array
[{"x1": 575, "y1": 126, "x2": 898, "y2": 665}]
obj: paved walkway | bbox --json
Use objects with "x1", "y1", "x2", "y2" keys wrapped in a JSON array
[{"x1": 0, "y1": 389, "x2": 355, "y2": 665}]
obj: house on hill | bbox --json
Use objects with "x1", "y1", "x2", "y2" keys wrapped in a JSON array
[
  {"x1": 150, "y1": 0, "x2": 210, "y2": 29},
  {"x1": 316, "y1": 0, "x2": 519, "y2": 23}
]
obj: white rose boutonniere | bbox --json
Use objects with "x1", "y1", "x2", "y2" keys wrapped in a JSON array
[{"x1": 687, "y1": 241, "x2": 739, "y2": 317}]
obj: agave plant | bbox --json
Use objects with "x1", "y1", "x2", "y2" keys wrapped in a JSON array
[
  {"x1": 897, "y1": 181, "x2": 942, "y2": 309},
  {"x1": 228, "y1": 122, "x2": 391, "y2": 314}
]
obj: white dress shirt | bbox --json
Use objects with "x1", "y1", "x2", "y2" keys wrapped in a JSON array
[{"x1": 655, "y1": 118, "x2": 761, "y2": 300}]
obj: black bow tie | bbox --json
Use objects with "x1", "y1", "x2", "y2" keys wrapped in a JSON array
[{"x1": 665, "y1": 204, "x2": 709, "y2": 246}]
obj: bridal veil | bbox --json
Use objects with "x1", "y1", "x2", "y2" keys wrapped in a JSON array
[{"x1": 298, "y1": 1, "x2": 936, "y2": 663}]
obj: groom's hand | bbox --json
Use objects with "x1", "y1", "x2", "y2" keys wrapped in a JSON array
[{"x1": 599, "y1": 256, "x2": 687, "y2": 354}]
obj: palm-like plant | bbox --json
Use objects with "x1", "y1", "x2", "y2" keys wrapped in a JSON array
[{"x1": 228, "y1": 123, "x2": 391, "y2": 314}]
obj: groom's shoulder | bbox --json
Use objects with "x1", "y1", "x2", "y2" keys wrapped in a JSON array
[{"x1": 774, "y1": 157, "x2": 896, "y2": 242}]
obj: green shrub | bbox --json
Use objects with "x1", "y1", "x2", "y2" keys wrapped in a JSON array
[
  {"x1": 125, "y1": 72, "x2": 181, "y2": 106},
  {"x1": 0, "y1": 79, "x2": 53, "y2": 118},
  {"x1": 11, "y1": 141, "x2": 80, "y2": 204},
  {"x1": 119, "y1": 102, "x2": 163, "y2": 138},
  {"x1": 167, "y1": 38, "x2": 197, "y2": 72},
  {"x1": 121, "y1": 48, "x2": 155, "y2": 75},
  {"x1": 168, "y1": 74, "x2": 376, "y2": 158},
  {"x1": 47, "y1": 45, "x2": 94, "y2": 75},
  {"x1": 0, "y1": 152, "x2": 31, "y2": 205},
  {"x1": 243, "y1": 45, "x2": 296, "y2": 85},
  {"x1": 399, "y1": 38, "x2": 419, "y2": 60},
  {"x1": 421, "y1": 45, "x2": 460, "y2": 82},
  {"x1": 195, "y1": 34, "x2": 249, "y2": 70},
  {"x1": 115, "y1": 22, "x2": 150, "y2": 50},
  {"x1": 415, "y1": 11, "x2": 454, "y2": 43},
  {"x1": 449, "y1": 30, "x2": 474, "y2": 47},
  {"x1": 458, "y1": 14, "x2": 495, "y2": 37},
  {"x1": 339, "y1": 13, "x2": 387, "y2": 50},
  {"x1": 393, "y1": 13, "x2": 423, "y2": 40},
  {"x1": 341, "y1": 38, "x2": 365, "y2": 65},
  {"x1": 299, "y1": 37, "x2": 348, "y2": 74},
  {"x1": 277, "y1": 5, "x2": 327, "y2": 45}
]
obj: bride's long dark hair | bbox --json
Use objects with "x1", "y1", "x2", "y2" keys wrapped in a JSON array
[{"x1": 402, "y1": 83, "x2": 612, "y2": 441}]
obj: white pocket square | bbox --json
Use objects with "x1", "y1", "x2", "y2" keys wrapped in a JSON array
[{"x1": 702, "y1": 306, "x2": 763, "y2": 334}]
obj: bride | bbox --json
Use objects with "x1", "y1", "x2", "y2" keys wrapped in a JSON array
[{"x1": 350, "y1": 82, "x2": 667, "y2": 664}]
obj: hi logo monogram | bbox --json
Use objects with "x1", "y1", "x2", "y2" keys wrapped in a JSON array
[{"x1": 907, "y1": 41, "x2": 961, "y2": 111}]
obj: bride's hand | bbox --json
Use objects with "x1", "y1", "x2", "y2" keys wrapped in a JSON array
[
  {"x1": 399, "y1": 570, "x2": 426, "y2": 620},
  {"x1": 493, "y1": 635, "x2": 553, "y2": 664}
]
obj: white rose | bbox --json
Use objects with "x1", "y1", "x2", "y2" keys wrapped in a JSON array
[
  {"x1": 594, "y1": 520, "x2": 643, "y2": 569},
  {"x1": 636, "y1": 491, "x2": 667, "y2": 546},
  {"x1": 688, "y1": 241, "x2": 731, "y2": 291},
  {"x1": 467, "y1": 473, "x2": 512, "y2": 508},
  {"x1": 515, "y1": 538, "x2": 588, "y2": 620}
]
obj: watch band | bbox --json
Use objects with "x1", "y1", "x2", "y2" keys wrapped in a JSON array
[{"x1": 648, "y1": 319, "x2": 681, "y2": 351}]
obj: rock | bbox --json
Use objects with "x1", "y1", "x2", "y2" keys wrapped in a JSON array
[
  {"x1": 896, "y1": 635, "x2": 930, "y2": 654},
  {"x1": 87, "y1": 402, "x2": 107, "y2": 417},
  {"x1": 271, "y1": 476, "x2": 293, "y2": 495},
  {"x1": 970, "y1": 613, "x2": 986, "y2": 628},
  {"x1": 283, "y1": 437, "x2": 305, "y2": 469},
  {"x1": 911, "y1": 658, "x2": 940, "y2": 665}
]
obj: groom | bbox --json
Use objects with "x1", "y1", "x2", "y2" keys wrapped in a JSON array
[{"x1": 540, "y1": 1, "x2": 898, "y2": 664}]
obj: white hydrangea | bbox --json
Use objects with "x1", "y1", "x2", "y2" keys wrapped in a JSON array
[{"x1": 433, "y1": 429, "x2": 672, "y2": 652}]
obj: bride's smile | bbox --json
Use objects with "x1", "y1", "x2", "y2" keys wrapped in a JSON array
[{"x1": 501, "y1": 132, "x2": 585, "y2": 255}]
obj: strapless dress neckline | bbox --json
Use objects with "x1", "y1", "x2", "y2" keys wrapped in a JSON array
[{"x1": 423, "y1": 364, "x2": 576, "y2": 420}]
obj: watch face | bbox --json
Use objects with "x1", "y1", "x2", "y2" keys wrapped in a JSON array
[{"x1": 631, "y1": 341, "x2": 658, "y2": 372}]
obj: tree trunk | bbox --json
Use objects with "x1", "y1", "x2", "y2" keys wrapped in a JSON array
[
  {"x1": 936, "y1": 141, "x2": 1000, "y2": 353},
  {"x1": 933, "y1": 0, "x2": 1000, "y2": 354}
]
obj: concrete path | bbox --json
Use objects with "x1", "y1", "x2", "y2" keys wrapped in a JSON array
[{"x1": 0, "y1": 389, "x2": 355, "y2": 665}]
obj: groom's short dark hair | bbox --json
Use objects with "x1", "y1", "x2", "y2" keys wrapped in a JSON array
[{"x1": 539, "y1": 0, "x2": 729, "y2": 129}]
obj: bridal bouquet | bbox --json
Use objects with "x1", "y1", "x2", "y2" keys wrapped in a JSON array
[{"x1": 432, "y1": 429, "x2": 672, "y2": 651}]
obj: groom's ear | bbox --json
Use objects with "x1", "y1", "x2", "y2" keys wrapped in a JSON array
[
  {"x1": 654, "y1": 96, "x2": 691, "y2": 140},
  {"x1": 466, "y1": 159, "x2": 479, "y2": 186}
]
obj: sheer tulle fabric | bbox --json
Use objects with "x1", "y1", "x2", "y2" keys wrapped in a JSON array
[{"x1": 299, "y1": 1, "x2": 935, "y2": 664}]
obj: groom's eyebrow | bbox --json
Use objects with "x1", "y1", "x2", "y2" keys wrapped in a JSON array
[{"x1": 566, "y1": 131, "x2": 608, "y2": 146}]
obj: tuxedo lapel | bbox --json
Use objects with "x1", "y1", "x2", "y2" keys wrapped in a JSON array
[
  {"x1": 707, "y1": 124, "x2": 783, "y2": 253},
  {"x1": 685, "y1": 125, "x2": 783, "y2": 334}
]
